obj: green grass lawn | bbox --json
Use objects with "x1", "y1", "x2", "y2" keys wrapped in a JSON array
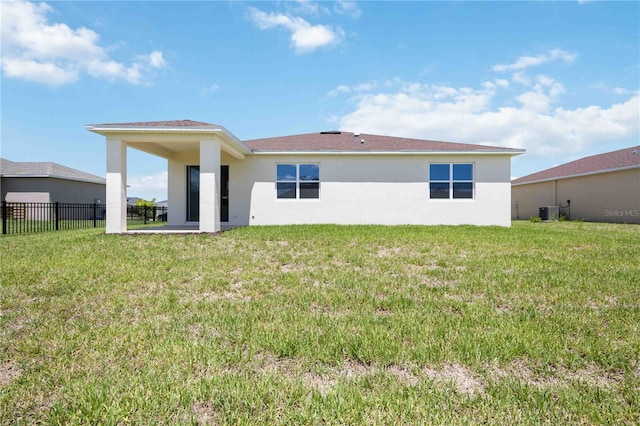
[{"x1": 1, "y1": 222, "x2": 639, "y2": 425}]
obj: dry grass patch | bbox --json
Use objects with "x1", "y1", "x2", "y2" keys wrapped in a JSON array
[
  {"x1": 250, "y1": 353, "x2": 375, "y2": 395},
  {"x1": 487, "y1": 359, "x2": 624, "y2": 390},
  {"x1": 190, "y1": 401, "x2": 219, "y2": 425},
  {"x1": 423, "y1": 363, "x2": 485, "y2": 396},
  {"x1": 417, "y1": 275, "x2": 457, "y2": 288},
  {"x1": 188, "y1": 323, "x2": 222, "y2": 341},
  {"x1": 376, "y1": 246, "x2": 402, "y2": 258},
  {"x1": 386, "y1": 364, "x2": 421, "y2": 387},
  {"x1": 309, "y1": 302, "x2": 351, "y2": 319},
  {"x1": 0, "y1": 360, "x2": 22, "y2": 386},
  {"x1": 250, "y1": 353, "x2": 487, "y2": 397}
]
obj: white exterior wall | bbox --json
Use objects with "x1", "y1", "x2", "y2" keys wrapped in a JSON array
[
  {"x1": 165, "y1": 153, "x2": 513, "y2": 227},
  {"x1": 230, "y1": 154, "x2": 513, "y2": 227}
]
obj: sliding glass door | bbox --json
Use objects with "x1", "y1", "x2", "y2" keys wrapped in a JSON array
[
  {"x1": 220, "y1": 165, "x2": 229, "y2": 222},
  {"x1": 186, "y1": 165, "x2": 229, "y2": 222},
  {"x1": 187, "y1": 166, "x2": 200, "y2": 222}
]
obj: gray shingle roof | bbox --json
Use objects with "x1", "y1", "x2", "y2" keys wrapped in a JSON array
[
  {"x1": 512, "y1": 146, "x2": 640, "y2": 185},
  {"x1": 86, "y1": 121, "x2": 524, "y2": 154},
  {"x1": 0, "y1": 158, "x2": 106, "y2": 185},
  {"x1": 244, "y1": 131, "x2": 523, "y2": 153}
]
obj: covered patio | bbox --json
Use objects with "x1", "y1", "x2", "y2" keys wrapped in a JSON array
[{"x1": 86, "y1": 120, "x2": 251, "y2": 234}]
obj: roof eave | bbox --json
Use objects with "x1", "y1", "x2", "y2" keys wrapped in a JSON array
[
  {"x1": 250, "y1": 149, "x2": 526, "y2": 156},
  {"x1": 87, "y1": 124, "x2": 223, "y2": 135}
]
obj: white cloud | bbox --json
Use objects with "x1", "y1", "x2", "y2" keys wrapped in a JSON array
[
  {"x1": 288, "y1": 1, "x2": 329, "y2": 17},
  {"x1": 0, "y1": 0, "x2": 166, "y2": 86},
  {"x1": 513, "y1": 75, "x2": 566, "y2": 113},
  {"x1": 492, "y1": 48, "x2": 577, "y2": 72},
  {"x1": 511, "y1": 71, "x2": 531, "y2": 86},
  {"x1": 146, "y1": 51, "x2": 167, "y2": 68},
  {"x1": 354, "y1": 82, "x2": 377, "y2": 91},
  {"x1": 593, "y1": 83, "x2": 634, "y2": 96},
  {"x1": 613, "y1": 87, "x2": 631, "y2": 95},
  {"x1": 335, "y1": 54, "x2": 639, "y2": 158},
  {"x1": 482, "y1": 79, "x2": 509, "y2": 90},
  {"x1": 247, "y1": 7, "x2": 343, "y2": 54},
  {"x1": 1, "y1": 58, "x2": 79, "y2": 85},
  {"x1": 328, "y1": 84, "x2": 351, "y2": 97},
  {"x1": 127, "y1": 171, "x2": 168, "y2": 201},
  {"x1": 201, "y1": 83, "x2": 220, "y2": 95},
  {"x1": 327, "y1": 79, "x2": 400, "y2": 97},
  {"x1": 334, "y1": 0, "x2": 362, "y2": 18}
]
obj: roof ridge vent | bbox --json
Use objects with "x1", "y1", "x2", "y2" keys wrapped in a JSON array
[{"x1": 320, "y1": 130, "x2": 341, "y2": 135}]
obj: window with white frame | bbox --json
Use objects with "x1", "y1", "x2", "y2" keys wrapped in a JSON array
[
  {"x1": 276, "y1": 164, "x2": 320, "y2": 199},
  {"x1": 429, "y1": 163, "x2": 474, "y2": 199}
]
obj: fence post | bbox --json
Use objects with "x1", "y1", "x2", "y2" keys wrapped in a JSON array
[
  {"x1": 55, "y1": 202, "x2": 60, "y2": 231},
  {"x1": 144, "y1": 205, "x2": 148, "y2": 225},
  {"x1": 93, "y1": 203, "x2": 97, "y2": 228},
  {"x1": 1, "y1": 202, "x2": 6, "y2": 235}
]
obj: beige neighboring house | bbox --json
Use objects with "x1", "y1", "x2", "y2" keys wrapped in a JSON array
[
  {"x1": 0, "y1": 158, "x2": 106, "y2": 204},
  {"x1": 511, "y1": 146, "x2": 640, "y2": 223},
  {"x1": 86, "y1": 120, "x2": 525, "y2": 233}
]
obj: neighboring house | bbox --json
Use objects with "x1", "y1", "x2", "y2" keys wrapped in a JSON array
[
  {"x1": 86, "y1": 120, "x2": 525, "y2": 233},
  {"x1": 511, "y1": 146, "x2": 640, "y2": 223},
  {"x1": 1, "y1": 158, "x2": 106, "y2": 204}
]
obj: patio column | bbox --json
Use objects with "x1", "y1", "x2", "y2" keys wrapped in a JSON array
[
  {"x1": 106, "y1": 138, "x2": 127, "y2": 233},
  {"x1": 199, "y1": 139, "x2": 221, "y2": 232},
  {"x1": 167, "y1": 159, "x2": 184, "y2": 226}
]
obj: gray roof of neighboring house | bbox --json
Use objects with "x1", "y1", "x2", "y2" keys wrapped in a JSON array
[
  {"x1": 0, "y1": 158, "x2": 106, "y2": 185},
  {"x1": 512, "y1": 146, "x2": 640, "y2": 185}
]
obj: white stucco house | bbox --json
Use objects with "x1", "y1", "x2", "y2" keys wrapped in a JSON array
[{"x1": 86, "y1": 120, "x2": 524, "y2": 233}]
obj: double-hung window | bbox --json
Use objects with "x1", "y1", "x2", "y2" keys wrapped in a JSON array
[
  {"x1": 276, "y1": 164, "x2": 320, "y2": 199},
  {"x1": 430, "y1": 163, "x2": 474, "y2": 199}
]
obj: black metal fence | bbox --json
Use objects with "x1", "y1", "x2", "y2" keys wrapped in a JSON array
[
  {"x1": 127, "y1": 204, "x2": 168, "y2": 223},
  {"x1": 1, "y1": 202, "x2": 168, "y2": 235}
]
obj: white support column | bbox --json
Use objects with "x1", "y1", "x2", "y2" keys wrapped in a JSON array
[
  {"x1": 106, "y1": 138, "x2": 127, "y2": 233},
  {"x1": 199, "y1": 139, "x2": 221, "y2": 232},
  {"x1": 167, "y1": 159, "x2": 185, "y2": 226}
]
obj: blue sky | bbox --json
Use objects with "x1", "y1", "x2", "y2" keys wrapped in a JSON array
[{"x1": 2, "y1": 0, "x2": 638, "y2": 201}]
